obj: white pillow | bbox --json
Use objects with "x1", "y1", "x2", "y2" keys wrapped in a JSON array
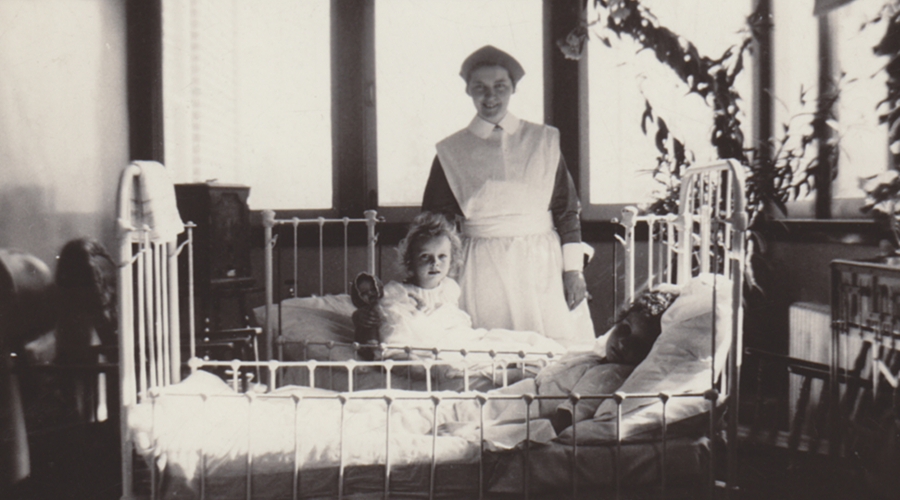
[
  {"x1": 252, "y1": 294, "x2": 358, "y2": 360},
  {"x1": 558, "y1": 273, "x2": 735, "y2": 443}
]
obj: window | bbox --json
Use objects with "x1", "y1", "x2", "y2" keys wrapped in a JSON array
[
  {"x1": 162, "y1": 0, "x2": 332, "y2": 210},
  {"x1": 374, "y1": 0, "x2": 544, "y2": 208},
  {"x1": 772, "y1": 0, "x2": 819, "y2": 214},
  {"x1": 831, "y1": 0, "x2": 889, "y2": 214},
  {"x1": 587, "y1": 0, "x2": 753, "y2": 214},
  {"x1": 775, "y1": 0, "x2": 890, "y2": 218}
]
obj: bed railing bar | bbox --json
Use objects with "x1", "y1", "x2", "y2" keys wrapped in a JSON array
[
  {"x1": 292, "y1": 219, "x2": 299, "y2": 299},
  {"x1": 117, "y1": 201, "x2": 137, "y2": 500},
  {"x1": 318, "y1": 217, "x2": 325, "y2": 296},
  {"x1": 384, "y1": 395, "x2": 393, "y2": 500},
  {"x1": 163, "y1": 245, "x2": 172, "y2": 387},
  {"x1": 157, "y1": 247, "x2": 169, "y2": 387},
  {"x1": 660, "y1": 393, "x2": 669, "y2": 500},
  {"x1": 187, "y1": 224, "x2": 197, "y2": 364},
  {"x1": 663, "y1": 219, "x2": 671, "y2": 285},
  {"x1": 145, "y1": 234, "x2": 159, "y2": 392},
  {"x1": 137, "y1": 238, "x2": 148, "y2": 400},
  {"x1": 267, "y1": 361, "x2": 277, "y2": 393},
  {"x1": 429, "y1": 395, "x2": 439, "y2": 500},
  {"x1": 615, "y1": 391, "x2": 624, "y2": 500},
  {"x1": 328, "y1": 344, "x2": 336, "y2": 387},
  {"x1": 711, "y1": 242, "x2": 719, "y2": 392},
  {"x1": 365, "y1": 210, "x2": 379, "y2": 275},
  {"x1": 338, "y1": 394, "x2": 347, "y2": 500},
  {"x1": 167, "y1": 240, "x2": 182, "y2": 384},
  {"x1": 727, "y1": 200, "x2": 746, "y2": 497},
  {"x1": 478, "y1": 394, "x2": 486, "y2": 500},
  {"x1": 271, "y1": 216, "x2": 375, "y2": 226},
  {"x1": 622, "y1": 207, "x2": 637, "y2": 306},
  {"x1": 200, "y1": 393, "x2": 208, "y2": 500},
  {"x1": 612, "y1": 217, "x2": 621, "y2": 318},
  {"x1": 245, "y1": 394, "x2": 253, "y2": 500},
  {"x1": 343, "y1": 217, "x2": 349, "y2": 295},
  {"x1": 292, "y1": 395, "x2": 301, "y2": 500},
  {"x1": 149, "y1": 394, "x2": 159, "y2": 500},
  {"x1": 706, "y1": 388, "x2": 718, "y2": 500},
  {"x1": 570, "y1": 393, "x2": 578, "y2": 500},
  {"x1": 151, "y1": 243, "x2": 160, "y2": 389},
  {"x1": 347, "y1": 361, "x2": 354, "y2": 392},
  {"x1": 263, "y1": 210, "x2": 276, "y2": 362},
  {"x1": 524, "y1": 395, "x2": 533, "y2": 500},
  {"x1": 700, "y1": 207, "x2": 711, "y2": 276},
  {"x1": 647, "y1": 215, "x2": 656, "y2": 291}
]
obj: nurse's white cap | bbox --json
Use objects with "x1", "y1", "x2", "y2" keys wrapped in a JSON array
[{"x1": 460, "y1": 45, "x2": 525, "y2": 85}]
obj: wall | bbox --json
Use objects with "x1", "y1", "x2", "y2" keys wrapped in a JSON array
[
  {"x1": 0, "y1": 0, "x2": 129, "y2": 268},
  {"x1": 745, "y1": 236, "x2": 881, "y2": 353}
]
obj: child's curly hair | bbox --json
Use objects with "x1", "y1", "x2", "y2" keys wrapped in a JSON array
[
  {"x1": 614, "y1": 289, "x2": 679, "y2": 327},
  {"x1": 397, "y1": 212, "x2": 462, "y2": 279}
]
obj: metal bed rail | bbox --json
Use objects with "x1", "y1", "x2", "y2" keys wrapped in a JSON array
[
  {"x1": 138, "y1": 358, "x2": 720, "y2": 500},
  {"x1": 261, "y1": 210, "x2": 382, "y2": 362}
]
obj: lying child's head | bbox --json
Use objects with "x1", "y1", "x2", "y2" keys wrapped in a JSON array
[
  {"x1": 398, "y1": 212, "x2": 461, "y2": 289},
  {"x1": 604, "y1": 289, "x2": 679, "y2": 365}
]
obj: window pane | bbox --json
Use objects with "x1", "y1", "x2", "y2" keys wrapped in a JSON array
[
  {"x1": 832, "y1": 0, "x2": 889, "y2": 206},
  {"x1": 589, "y1": 0, "x2": 752, "y2": 206},
  {"x1": 163, "y1": 0, "x2": 332, "y2": 210},
  {"x1": 375, "y1": 0, "x2": 544, "y2": 207},
  {"x1": 773, "y1": 0, "x2": 818, "y2": 210}
]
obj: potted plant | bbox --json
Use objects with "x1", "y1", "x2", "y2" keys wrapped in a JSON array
[{"x1": 860, "y1": 2, "x2": 900, "y2": 262}]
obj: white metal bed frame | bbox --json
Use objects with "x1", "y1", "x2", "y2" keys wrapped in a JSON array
[{"x1": 117, "y1": 159, "x2": 747, "y2": 500}]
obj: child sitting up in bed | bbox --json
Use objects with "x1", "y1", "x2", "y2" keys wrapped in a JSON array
[{"x1": 352, "y1": 211, "x2": 564, "y2": 361}]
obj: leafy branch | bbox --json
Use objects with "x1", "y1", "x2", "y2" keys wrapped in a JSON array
[{"x1": 558, "y1": 0, "x2": 833, "y2": 227}]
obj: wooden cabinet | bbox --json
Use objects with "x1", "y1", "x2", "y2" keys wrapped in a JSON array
[{"x1": 174, "y1": 183, "x2": 255, "y2": 348}]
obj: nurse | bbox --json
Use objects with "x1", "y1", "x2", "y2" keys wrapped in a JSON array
[{"x1": 422, "y1": 45, "x2": 594, "y2": 343}]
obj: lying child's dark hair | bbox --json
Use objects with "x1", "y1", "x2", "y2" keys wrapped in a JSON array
[
  {"x1": 604, "y1": 289, "x2": 679, "y2": 365},
  {"x1": 397, "y1": 211, "x2": 462, "y2": 279}
]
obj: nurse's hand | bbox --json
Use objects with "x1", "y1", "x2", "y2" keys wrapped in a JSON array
[{"x1": 563, "y1": 270, "x2": 587, "y2": 310}]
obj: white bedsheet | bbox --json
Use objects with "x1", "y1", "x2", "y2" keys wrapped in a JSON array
[{"x1": 127, "y1": 371, "x2": 555, "y2": 487}]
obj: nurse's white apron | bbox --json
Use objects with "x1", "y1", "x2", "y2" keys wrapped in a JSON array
[{"x1": 435, "y1": 120, "x2": 594, "y2": 343}]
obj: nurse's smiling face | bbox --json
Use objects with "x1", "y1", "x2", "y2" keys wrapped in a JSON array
[{"x1": 466, "y1": 65, "x2": 514, "y2": 124}]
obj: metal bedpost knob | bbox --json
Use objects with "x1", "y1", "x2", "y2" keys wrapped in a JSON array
[
  {"x1": 621, "y1": 206, "x2": 638, "y2": 227},
  {"x1": 262, "y1": 209, "x2": 276, "y2": 228}
]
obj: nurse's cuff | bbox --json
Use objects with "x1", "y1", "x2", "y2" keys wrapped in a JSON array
[{"x1": 563, "y1": 243, "x2": 586, "y2": 272}]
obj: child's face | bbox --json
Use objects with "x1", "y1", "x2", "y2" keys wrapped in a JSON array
[
  {"x1": 605, "y1": 309, "x2": 658, "y2": 365},
  {"x1": 411, "y1": 235, "x2": 452, "y2": 289},
  {"x1": 356, "y1": 278, "x2": 379, "y2": 305}
]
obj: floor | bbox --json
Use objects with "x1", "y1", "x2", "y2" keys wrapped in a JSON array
[
  {"x1": 7, "y1": 368, "x2": 895, "y2": 500},
  {"x1": 8, "y1": 426, "x2": 892, "y2": 500}
]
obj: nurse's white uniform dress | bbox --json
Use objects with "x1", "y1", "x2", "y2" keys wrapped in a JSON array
[{"x1": 427, "y1": 113, "x2": 594, "y2": 344}]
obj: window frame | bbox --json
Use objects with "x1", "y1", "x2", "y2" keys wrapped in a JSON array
[{"x1": 141, "y1": 0, "x2": 883, "y2": 225}]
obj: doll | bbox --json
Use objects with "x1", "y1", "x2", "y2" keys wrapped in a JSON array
[{"x1": 350, "y1": 271, "x2": 384, "y2": 360}]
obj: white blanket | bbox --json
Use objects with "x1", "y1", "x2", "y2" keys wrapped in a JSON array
[{"x1": 127, "y1": 371, "x2": 556, "y2": 487}]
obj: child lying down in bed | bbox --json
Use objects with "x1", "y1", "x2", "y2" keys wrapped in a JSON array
[
  {"x1": 352, "y1": 212, "x2": 566, "y2": 364},
  {"x1": 536, "y1": 288, "x2": 679, "y2": 431}
]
